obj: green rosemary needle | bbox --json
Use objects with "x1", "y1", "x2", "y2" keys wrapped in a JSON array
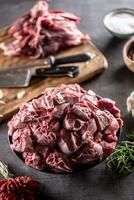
[{"x1": 106, "y1": 133, "x2": 134, "y2": 175}]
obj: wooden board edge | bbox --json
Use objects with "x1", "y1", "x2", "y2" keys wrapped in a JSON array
[{"x1": 89, "y1": 41, "x2": 108, "y2": 69}]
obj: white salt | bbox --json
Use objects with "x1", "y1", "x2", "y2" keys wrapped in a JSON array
[{"x1": 105, "y1": 12, "x2": 134, "y2": 34}]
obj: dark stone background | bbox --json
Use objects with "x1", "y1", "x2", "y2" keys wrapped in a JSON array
[{"x1": 0, "y1": 0, "x2": 134, "y2": 199}]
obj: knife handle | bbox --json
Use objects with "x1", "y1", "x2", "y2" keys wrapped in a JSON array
[
  {"x1": 35, "y1": 66, "x2": 79, "y2": 78},
  {"x1": 49, "y1": 52, "x2": 92, "y2": 67}
]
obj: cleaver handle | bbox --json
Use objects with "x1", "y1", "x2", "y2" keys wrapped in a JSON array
[{"x1": 35, "y1": 66, "x2": 80, "y2": 78}]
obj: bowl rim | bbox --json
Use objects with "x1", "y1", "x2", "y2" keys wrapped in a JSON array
[
  {"x1": 123, "y1": 39, "x2": 134, "y2": 63},
  {"x1": 103, "y1": 8, "x2": 134, "y2": 37}
]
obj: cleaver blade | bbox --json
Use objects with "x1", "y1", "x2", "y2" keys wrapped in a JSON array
[{"x1": 0, "y1": 69, "x2": 32, "y2": 88}]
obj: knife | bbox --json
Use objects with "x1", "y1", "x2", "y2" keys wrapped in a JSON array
[
  {"x1": 0, "y1": 66, "x2": 79, "y2": 88},
  {"x1": 0, "y1": 52, "x2": 94, "y2": 73}
]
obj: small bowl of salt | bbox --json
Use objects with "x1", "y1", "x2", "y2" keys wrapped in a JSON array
[{"x1": 103, "y1": 8, "x2": 134, "y2": 38}]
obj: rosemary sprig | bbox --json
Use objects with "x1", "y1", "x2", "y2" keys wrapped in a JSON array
[
  {"x1": 126, "y1": 132, "x2": 134, "y2": 141},
  {"x1": 106, "y1": 132, "x2": 134, "y2": 175},
  {"x1": 0, "y1": 161, "x2": 14, "y2": 179}
]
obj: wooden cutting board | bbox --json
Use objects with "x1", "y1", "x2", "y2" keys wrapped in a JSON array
[{"x1": 0, "y1": 28, "x2": 108, "y2": 122}]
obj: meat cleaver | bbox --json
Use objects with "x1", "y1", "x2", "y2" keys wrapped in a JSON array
[
  {"x1": 0, "y1": 52, "x2": 93, "y2": 88},
  {"x1": 0, "y1": 66, "x2": 80, "y2": 88}
]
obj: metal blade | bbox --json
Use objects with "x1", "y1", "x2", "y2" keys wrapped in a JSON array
[
  {"x1": 0, "y1": 60, "x2": 49, "y2": 73},
  {"x1": 0, "y1": 69, "x2": 32, "y2": 88}
]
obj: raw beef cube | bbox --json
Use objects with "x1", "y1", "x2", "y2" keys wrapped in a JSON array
[
  {"x1": 52, "y1": 103, "x2": 70, "y2": 118},
  {"x1": 63, "y1": 113, "x2": 85, "y2": 131},
  {"x1": 58, "y1": 130, "x2": 82, "y2": 155},
  {"x1": 37, "y1": 130, "x2": 57, "y2": 146},
  {"x1": 54, "y1": 92, "x2": 65, "y2": 105},
  {"x1": 72, "y1": 103, "x2": 92, "y2": 120},
  {"x1": 101, "y1": 140, "x2": 116, "y2": 156},
  {"x1": 105, "y1": 117, "x2": 119, "y2": 135},
  {"x1": 82, "y1": 90, "x2": 98, "y2": 105},
  {"x1": 35, "y1": 145, "x2": 50, "y2": 162},
  {"x1": 93, "y1": 110, "x2": 110, "y2": 131},
  {"x1": 46, "y1": 151, "x2": 72, "y2": 173},
  {"x1": 11, "y1": 133, "x2": 33, "y2": 153},
  {"x1": 71, "y1": 142, "x2": 103, "y2": 164},
  {"x1": 98, "y1": 98, "x2": 121, "y2": 118},
  {"x1": 25, "y1": 152, "x2": 45, "y2": 170}
]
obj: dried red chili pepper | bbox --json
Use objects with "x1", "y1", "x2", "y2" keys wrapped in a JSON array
[{"x1": 0, "y1": 161, "x2": 41, "y2": 200}]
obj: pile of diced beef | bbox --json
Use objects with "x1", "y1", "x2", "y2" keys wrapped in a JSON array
[
  {"x1": 8, "y1": 84, "x2": 123, "y2": 173},
  {"x1": 0, "y1": 0, "x2": 89, "y2": 58}
]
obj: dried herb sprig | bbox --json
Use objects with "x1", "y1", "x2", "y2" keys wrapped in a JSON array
[
  {"x1": 0, "y1": 161, "x2": 14, "y2": 179},
  {"x1": 106, "y1": 132, "x2": 134, "y2": 175}
]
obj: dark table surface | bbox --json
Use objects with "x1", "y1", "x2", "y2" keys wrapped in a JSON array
[{"x1": 0, "y1": 0, "x2": 134, "y2": 199}]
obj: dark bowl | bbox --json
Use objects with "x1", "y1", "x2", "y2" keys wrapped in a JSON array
[
  {"x1": 8, "y1": 127, "x2": 122, "y2": 174},
  {"x1": 8, "y1": 94, "x2": 122, "y2": 174}
]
